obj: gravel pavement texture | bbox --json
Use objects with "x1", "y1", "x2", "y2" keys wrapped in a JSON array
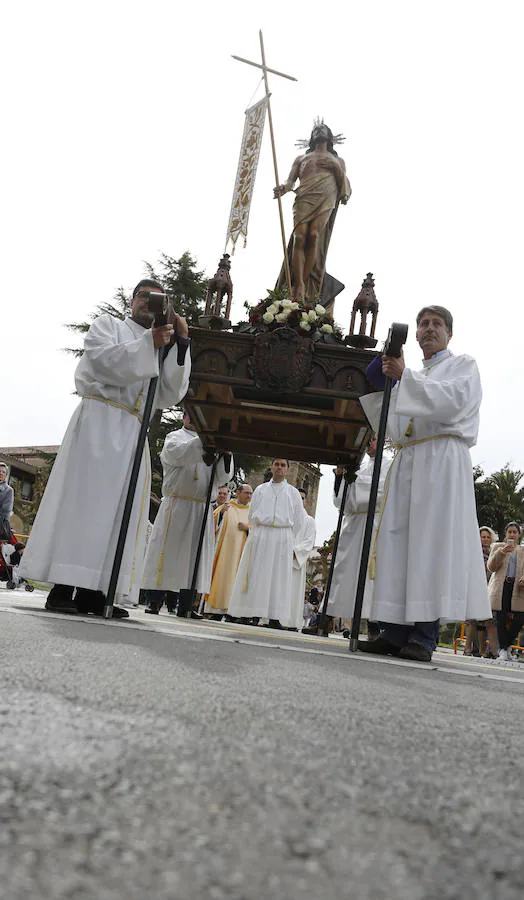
[{"x1": 1, "y1": 598, "x2": 524, "y2": 899}]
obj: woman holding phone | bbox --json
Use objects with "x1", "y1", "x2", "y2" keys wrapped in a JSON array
[{"x1": 487, "y1": 522, "x2": 524, "y2": 661}]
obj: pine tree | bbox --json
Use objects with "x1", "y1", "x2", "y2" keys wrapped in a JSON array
[{"x1": 144, "y1": 252, "x2": 208, "y2": 326}]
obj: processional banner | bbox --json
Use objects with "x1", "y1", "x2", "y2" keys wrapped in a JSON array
[{"x1": 226, "y1": 96, "x2": 268, "y2": 251}]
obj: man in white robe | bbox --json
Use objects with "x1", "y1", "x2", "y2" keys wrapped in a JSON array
[
  {"x1": 326, "y1": 440, "x2": 391, "y2": 629},
  {"x1": 358, "y1": 305, "x2": 490, "y2": 661},
  {"x1": 289, "y1": 489, "x2": 316, "y2": 630},
  {"x1": 20, "y1": 279, "x2": 191, "y2": 617},
  {"x1": 141, "y1": 411, "x2": 232, "y2": 616},
  {"x1": 228, "y1": 459, "x2": 305, "y2": 627}
]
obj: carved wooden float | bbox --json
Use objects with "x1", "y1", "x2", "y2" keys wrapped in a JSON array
[{"x1": 184, "y1": 325, "x2": 378, "y2": 469}]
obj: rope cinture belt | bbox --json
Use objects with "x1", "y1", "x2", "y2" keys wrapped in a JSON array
[{"x1": 81, "y1": 394, "x2": 143, "y2": 422}]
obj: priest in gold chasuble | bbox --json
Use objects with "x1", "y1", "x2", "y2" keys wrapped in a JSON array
[{"x1": 205, "y1": 484, "x2": 253, "y2": 616}]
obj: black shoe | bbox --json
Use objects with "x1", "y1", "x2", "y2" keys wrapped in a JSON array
[
  {"x1": 176, "y1": 589, "x2": 196, "y2": 618},
  {"x1": 224, "y1": 614, "x2": 237, "y2": 622},
  {"x1": 111, "y1": 606, "x2": 130, "y2": 619},
  {"x1": 357, "y1": 637, "x2": 401, "y2": 656},
  {"x1": 342, "y1": 629, "x2": 350, "y2": 639},
  {"x1": 190, "y1": 610, "x2": 203, "y2": 620},
  {"x1": 399, "y1": 642, "x2": 432, "y2": 662},
  {"x1": 45, "y1": 584, "x2": 78, "y2": 615},
  {"x1": 76, "y1": 589, "x2": 129, "y2": 619},
  {"x1": 145, "y1": 608, "x2": 160, "y2": 615},
  {"x1": 75, "y1": 588, "x2": 106, "y2": 615},
  {"x1": 302, "y1": 612, "x2": 332, "y2": 637}
]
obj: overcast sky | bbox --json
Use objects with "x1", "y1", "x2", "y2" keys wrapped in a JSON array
[{"x1": 2, "y1": 1, "x2": 523, "y2": 544}]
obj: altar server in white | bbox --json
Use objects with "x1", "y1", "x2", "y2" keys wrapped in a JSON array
[
  {"x1": 358, "y1": 305, "x2": 490, "y2": 661},
  {"x1": 141, "y1": 411, "x2": 232, "y2": 600},
  {"x1": 326, "y1": 438, "x2": 391, "y2": 623},
  {"x1": 229, "y1": 459, "x2": 305, "y2": 626},
  {"x1": 289, "y1": 489, "x2": 316, "y2": 629},
  {"x1": 20, "y1": 280, "x2": 191, "y2": 617}
]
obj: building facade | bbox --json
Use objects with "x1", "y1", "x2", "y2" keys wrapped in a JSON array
[
  {"x1": 0, "y1": 446, "x2": 59, "y2": 536},
  {"x1": 245, "y1": 460, "x2": 321, "y2": 518}
]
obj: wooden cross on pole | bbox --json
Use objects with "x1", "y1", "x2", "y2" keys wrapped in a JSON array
[{"x1": 232, "y1": 31, "x2": 297, "y2": 298}]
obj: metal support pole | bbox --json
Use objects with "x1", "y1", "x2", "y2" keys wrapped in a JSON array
[
  {"x1": 103, "y1": 355, "x2": 163, "y2": 618},
  {"x1": 317, "y1": 470, "x2": 354, "y2": 636},
  {"x1": 177, "y1": 455, "x2": 219, "y2": 618},
  {"x1": 348, "y1": 378, "x2": 392, "y2": 650}
]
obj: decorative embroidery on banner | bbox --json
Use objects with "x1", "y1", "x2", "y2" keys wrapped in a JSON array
[{"x1": 225, "y1": 97, "x2": 268, "y2": 252}]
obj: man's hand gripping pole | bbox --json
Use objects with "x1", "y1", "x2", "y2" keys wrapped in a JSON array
[
  {"x1": 103, "y1": 293, "x2": 169, "y2": 619},
  {"x1": 348, "y1": 322, "x2": 408, "y2": 651}
]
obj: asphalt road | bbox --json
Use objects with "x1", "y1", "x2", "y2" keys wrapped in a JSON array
[{"x1": 1, "y1": 589, "x2": 524, "y2": 899}]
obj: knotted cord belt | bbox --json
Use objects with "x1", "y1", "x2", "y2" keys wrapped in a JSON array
[
  {"x1": 80, "y1": 393, "x2": 143, "y2": 423},
  {"x1": 369, "y1": 433, "x2": 466, "y2": 579}
]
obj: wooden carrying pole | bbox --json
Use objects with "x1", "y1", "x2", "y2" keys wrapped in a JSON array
[
  {"x1": 349, "y1": 322, "x2": 409, "y2": 650},
  {"x1": 103, "y1": 296, "x2": 168, "y2": 619},
  {"x1": 259, "y1": 31, "x2": 293, "y2": 299}
]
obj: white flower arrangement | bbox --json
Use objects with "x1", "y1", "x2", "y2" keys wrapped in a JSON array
[{"x1": 247, "y1": 291, "x2": 342, "y2": 341}]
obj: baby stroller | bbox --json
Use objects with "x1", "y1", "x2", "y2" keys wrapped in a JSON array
[{"x1": 0, "y1": 540, "x2": 34, "y2": 591}]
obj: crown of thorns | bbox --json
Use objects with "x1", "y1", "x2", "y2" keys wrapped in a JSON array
[{"x1": 295, "y1": 117, "x2": 345, "y2": 149}]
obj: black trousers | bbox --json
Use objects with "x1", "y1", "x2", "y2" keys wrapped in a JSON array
[{"x1": 496, "y1": 583, "x2": 524, "y2": 650}]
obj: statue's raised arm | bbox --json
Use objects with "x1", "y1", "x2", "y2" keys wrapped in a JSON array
[
  {"x1": 273, "y1": 155, "x2": 304, "y2": 198},
  {"x1": 275, "y1": 121, "x2": 351, "y2": 303}
]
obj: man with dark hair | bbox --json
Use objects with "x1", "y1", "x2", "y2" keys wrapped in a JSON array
[
  {"x1": 132, "y1": 279, "x2": 164, "y2": 299},
  {"x1": 228, "y1": 459, "x2": 305, "y2": 627},
  {"x1": 20, "y1": 279, "x2": 191, "y2": 618},
  {"x1": 358, "y1": 305, "x2": 490, "y2": 661}
]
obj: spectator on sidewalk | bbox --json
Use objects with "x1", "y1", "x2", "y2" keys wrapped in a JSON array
[{"x1": 487, "y1": 522, "x2": 524, "y2": 662}]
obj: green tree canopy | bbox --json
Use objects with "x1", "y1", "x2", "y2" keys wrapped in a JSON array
[
  {"x1": 144, "y1": 252, "x2": 208, "y2": 326},
  {"x1": 474, "y1": 463, "x2": 524, "y2": 537}
]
